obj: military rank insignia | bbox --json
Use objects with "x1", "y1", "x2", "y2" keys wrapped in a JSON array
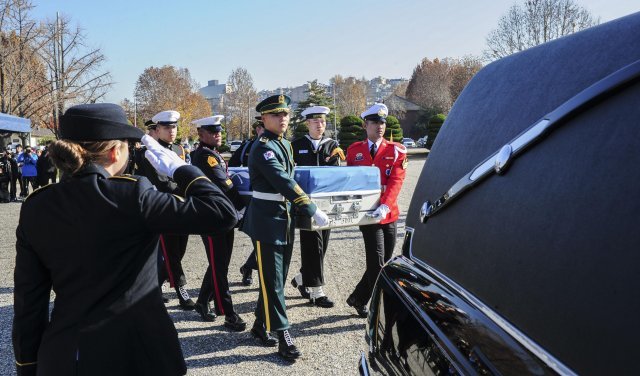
[
  {"x1": 263, "y1": 150, "x2": 275, "y2": 160},
  {"x1": 225, "y1": 179, "x2": 232, "y2": 186},
  {"x1": 293, "y1": 184, "x2": 304, "y2": 195},
  {"x1": 330, "y1": 147, "x2": 346, "y2": 161},
  {"x1": 208, "y1": 156, "x2": 218, "y2": 167},
  {"x1": 260, "y1": 136, "x2": 269, "y2": 143}
]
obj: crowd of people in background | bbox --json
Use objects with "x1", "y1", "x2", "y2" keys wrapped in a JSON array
[{"x1": 0, "y1": 142, "x2": 57, "y2": 203}]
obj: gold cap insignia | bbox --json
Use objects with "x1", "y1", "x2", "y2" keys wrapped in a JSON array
[
  {"x1": 377, "y1": 109, "x2": 386, "y2": 117},
  {"x1": 278, "y1": 95, "x2": 285, "y2": 104}
]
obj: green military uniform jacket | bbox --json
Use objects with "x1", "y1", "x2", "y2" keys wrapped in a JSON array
[{"x1": 241, "y1": 129, "x2": 316, "y2": 245}]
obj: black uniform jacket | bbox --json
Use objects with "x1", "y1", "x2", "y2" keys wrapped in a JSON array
[
  {"x1": 133, "y1": 140, "x2": 185, "y2": 194},
  {"x1": 13, "y1": 163, "x2": 237, "y2": 376},
  {"x1": 228, "y1": 137, "x2": 256, "y2": 167},
  {"x1": 291, "y1": 135, "x2": 342, "y2": 167},
  {"x1": 190, "y1": 142, "x2": 245, "y2": 211}
]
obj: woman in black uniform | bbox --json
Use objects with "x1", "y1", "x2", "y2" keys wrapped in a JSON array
[{"x1": 12, "y1": 103, "x2": 238, "y2": 376}]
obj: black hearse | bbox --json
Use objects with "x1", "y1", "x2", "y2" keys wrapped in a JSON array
[{"x1": 361, "y1": 12, "x2": 640, "y2": 376}]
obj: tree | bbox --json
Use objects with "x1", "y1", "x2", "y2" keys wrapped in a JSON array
[
  {"x1": 406, "y1": 56, "x2": 482, "y2": 115},
  {"x1": 290, "y1": 79, "x2": 334, "y2": 139},
  {"x1": 224, "y1": 67, "x2": 258, "y2": 140},
  {"x1": 484, "y1": 0, "x2": 599, "y2": 61},
  {"x1": 426, "y1": 113, "x2": 446, "y2": 149},
  {"x1": 119, "y1": 98, "x2": 143, "y2": 129},
  {"x1": 406, "y1": 58, "x2": 452, "y2": 114},
  {"x1": 134, "y1": 65, "x2": 210, "y2": 142},
  {"x1": 337, "y1": 115, "x2": 364, "y2": 150},
  {"x1": 41, "y1": 12, "x2": 112, "y2": 138},
  {"x1": 448, "y1": 55, "x2": 483, "y2": 102},
  {"x1": 384, "y1": 115, "x2": 402, "y2": 142},
  {"x1": 0, "y1": 0, "x2": 50, "y2": 125},
  {"x1": 330, "y1": 75, "x2": 367, "y2": 120}
]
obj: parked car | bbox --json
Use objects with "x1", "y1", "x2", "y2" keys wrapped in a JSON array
[
  {"x1": 401, "y1": 138, "x2": 415, "y2": 148},
  {"x1": 361, "y1": 13, "x2": 640, "y2": 376},
  {"x1": 416, "y1": 136, "x2": 428, "y2": 148},
  {"x1": 228, "y1": 140, "x2": 243, "y2": 152}
]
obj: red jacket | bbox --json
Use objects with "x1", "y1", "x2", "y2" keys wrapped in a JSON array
[{"x1": 346, "y1": 139, "x2": 407, "y2": 224}]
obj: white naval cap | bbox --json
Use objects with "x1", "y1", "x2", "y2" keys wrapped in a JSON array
[
  {"x1": 191, "y1": 115, "x2": 224, "y2": 128},
  {"x1": 192, "y1": 115, "x2": 225, "y2": 132},
  {"x1": 360, "y1": 103, "x2": 388, "y2": 123},
  {"x1": 152, "y1": 110, "x2": 180, "y2": 125},
  {"x1": 301, "y1": 105, "x2": 330, "y2": 119}
]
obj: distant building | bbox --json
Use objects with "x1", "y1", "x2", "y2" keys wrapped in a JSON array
[
  {"x1": 199, "y1": 79, "x2": 231, "y2": 114},
  {"x1": 366, "y1": 77, "x2": 408, "y2": 105},
  {"x1": 384, "y1": 95, "x2": 424, "y2": 138},
  {"x1": 258, "y1": 82, "x2": 334, "y2": 111}
]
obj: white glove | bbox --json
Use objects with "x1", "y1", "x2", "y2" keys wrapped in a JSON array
[
  {"x1": 312, "y1": 208, "x2": 330, "y2": 227},
  {"x1": 142, "y1": 135, "x2": 186, "y2": 178},
  {"x1": 237, "y1": 207, "x2": 246, "y2": 222},
  {"x1": 367, "y1": 204, "x2": 390, "y2": 220}
]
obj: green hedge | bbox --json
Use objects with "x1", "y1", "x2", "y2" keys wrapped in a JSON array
[
  {"x1": 384, "y1": 115, "x2": 403, "y2": 142},
  {"x1": 426, "y1": 113, "x2": 446, "y2": 148},
  {"x1": 338, "y1": 115, "x2": 365, "y2": 149}
]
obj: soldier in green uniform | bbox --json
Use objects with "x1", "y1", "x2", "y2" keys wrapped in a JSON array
[{"x1": 241, "y1": 94, "x2": 330, "y2": 361}]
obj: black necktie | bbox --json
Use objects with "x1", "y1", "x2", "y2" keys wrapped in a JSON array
[{"x1": 370, "y1": 143, "x2": 377, "y2": 159}]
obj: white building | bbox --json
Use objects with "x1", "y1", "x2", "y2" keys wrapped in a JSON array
[{"x1": 199, "y1": 80, "x2": 231, "y2": 114}]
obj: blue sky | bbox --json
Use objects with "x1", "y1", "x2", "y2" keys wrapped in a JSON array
[{"x1": 32, "y1": 1, "x2": 638, "y2": 103}]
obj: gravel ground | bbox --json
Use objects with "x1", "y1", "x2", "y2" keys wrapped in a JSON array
[{"x1": 0, "y1": 155, "x2": 425, "y2": 375}]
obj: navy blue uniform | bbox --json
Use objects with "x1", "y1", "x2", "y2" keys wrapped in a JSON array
[
  {"x1": 13, "y1": 164, "x2": 237, "y2": 376},
  {"x1": 191, "y1": 142, "x2": 244, "y2": 316}
]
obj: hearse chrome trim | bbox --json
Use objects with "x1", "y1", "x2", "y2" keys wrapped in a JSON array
[
  {"x1": 406, "y1": 248, "x2": 577, "y2": 376},
  {"x1": 423, "y1": 59, "x2": 640, "y2": 222}
]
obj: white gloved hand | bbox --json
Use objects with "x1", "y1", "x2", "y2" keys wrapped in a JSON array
[
  {"x1": 237, "y1": 207, "x2": 246, "y2": 222},
  {"x1": 367, "y1": 204, "x2": 390, "y2": 220},
  {"x1": 312, "y1": 208, "x2": 330, "y2": 227},
  {"x1": 142, "y1": 135, "x2": 186, "y2": 178}
]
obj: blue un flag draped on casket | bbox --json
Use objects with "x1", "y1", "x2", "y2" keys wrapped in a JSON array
[{"x1": 229, "y1": 166, "x2": 382, "y2": 230}]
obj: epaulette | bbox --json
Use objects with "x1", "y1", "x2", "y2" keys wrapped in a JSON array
[
  {"x1": 24, "y1": 183, "x2": 54, "y2": 201},
  {"x1": 259, "y1": 136, "x2": 269, "y2": 143},
  {"x1": 394, "y1": 143, "x2": 407, "y2": 153},
  {"x1": 108, "y1": 174, "x2": 139, "y2": 182}
]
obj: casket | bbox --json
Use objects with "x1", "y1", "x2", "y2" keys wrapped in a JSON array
[{"x1": 228, "y1": 166, "x2": 381, "y2": 230}]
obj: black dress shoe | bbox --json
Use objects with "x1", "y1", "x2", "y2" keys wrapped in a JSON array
[
  {"x1": 176, "y1": 286, "x2": 196, "y2": 310},
  {"x1": 224, "y1": 313, "x2": 247, "y2": 332},
  {"x1": 277, "y1": 330, "x2": 301, "y2": 361},
  {"x1": 240, "y1": 265, "x2": 253, "y2": 286},
  {"x1": 347, "y1": 296, "x2": 369, "y2": 318},
  {"x1": 251, "y1": 322, "x2": 278, "y2": 347},
  {"x1": 310, "y1": 296, "x2": 335, "y2": 308},
  {"x1": 290, "y1": 278, "x2": 310, "y2": 299},
  {"x1": 194, "y1": 301, "x2": 217, "y2": 322}
]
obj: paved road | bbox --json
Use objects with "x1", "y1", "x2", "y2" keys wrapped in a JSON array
[{"x1": 0, "y1": 156, "x2": 426, "y2": 375}]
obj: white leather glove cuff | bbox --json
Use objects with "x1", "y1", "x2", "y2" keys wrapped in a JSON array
[
  {"x1": 312, "y1": 208, "x2": 330, "y2": 227},
  {"x1": 142, "y1": 135, "x2": 186, "y2": 178}
]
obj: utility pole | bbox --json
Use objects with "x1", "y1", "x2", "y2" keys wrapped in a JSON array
[{"x1": 333, "y1": 83, "x2": 338, "y2": 142}]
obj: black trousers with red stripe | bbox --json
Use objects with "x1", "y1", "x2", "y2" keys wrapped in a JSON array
[
  {"x1": 198, "y1": 230, "x2": 235, "y2": 316},
  {"x1": 158, "y1": 234, "x2": 189, "y2": 287}
]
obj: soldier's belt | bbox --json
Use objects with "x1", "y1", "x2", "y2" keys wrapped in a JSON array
[{"x1": 252, "y1": 191, "x2": 286, "y2": 202}]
